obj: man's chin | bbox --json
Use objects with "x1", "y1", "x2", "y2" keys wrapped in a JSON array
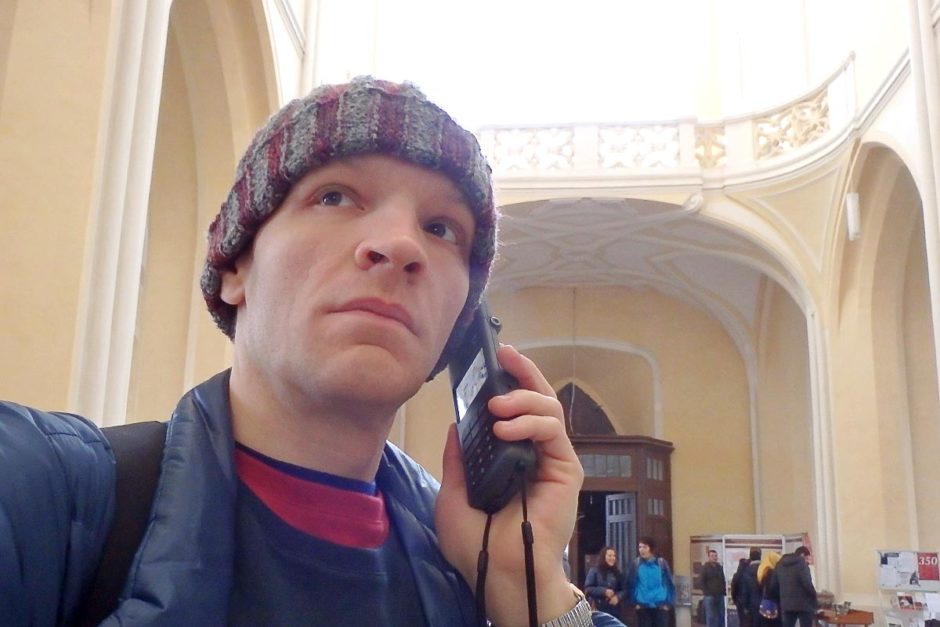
[{"x1": 317, "y1": 345, "x2": 428, "y2": 401}]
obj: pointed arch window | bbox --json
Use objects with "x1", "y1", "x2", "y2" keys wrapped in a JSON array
[{"x1": 557, "y1": 383, "x2": 615, "y2": 435}]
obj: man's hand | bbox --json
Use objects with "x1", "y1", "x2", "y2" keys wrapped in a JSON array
[{"x1": 436, "y1": 345, "x2": 584, "y2": 627}]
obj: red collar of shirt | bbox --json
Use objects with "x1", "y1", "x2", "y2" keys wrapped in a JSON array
[{"x1": 234, "y1": 447, "x2": 389, "y2": 548}]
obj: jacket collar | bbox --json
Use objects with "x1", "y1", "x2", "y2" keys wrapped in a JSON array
[
  {"x1": 104, "y1": 370, "x2": 236, "y2": 626},
  {"x1": 104, "y1": 371, "x2": 476, "y2": 626}
]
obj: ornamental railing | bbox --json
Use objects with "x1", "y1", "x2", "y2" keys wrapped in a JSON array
[{"x1": 476, "y1": 56, "x2": 855, "y2": 177}]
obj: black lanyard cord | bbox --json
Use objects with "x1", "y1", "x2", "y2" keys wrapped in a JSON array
[
  {"x1": 476, "y1": 464, "x2": 538, "y2": 627},
  {"x1": 476, "y1": 513, "x2": 494, "y2": 627},
  {"x1": 520, "y1": 472, "x2": 538, "y2": 627}
]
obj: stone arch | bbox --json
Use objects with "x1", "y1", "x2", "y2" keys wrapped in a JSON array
[
  {"x1": 127, "y1": 0, "x2": 277, "y2": 423},
  {"x1": 520, "y1": 338, "x2": 660, "y2": 438},
  {"x1": 833, "y1": 142, "x2": 939, "y2": 555}
]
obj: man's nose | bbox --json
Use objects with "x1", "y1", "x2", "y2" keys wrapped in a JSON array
[{"x1": 353, "y1": 212, "x2": 427, "y2": 274}]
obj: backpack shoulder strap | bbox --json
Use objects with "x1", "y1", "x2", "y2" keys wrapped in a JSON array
[{"x1": 75, "y1": 421, "x2": 167, "y2": 626}]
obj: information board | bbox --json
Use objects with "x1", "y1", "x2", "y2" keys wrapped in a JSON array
[{"x1": 877, "y1": 550, "x2": 940, "y2": 592}]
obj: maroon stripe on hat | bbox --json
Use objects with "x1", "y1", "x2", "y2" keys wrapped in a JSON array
[
  {"x1": 313, "y1": 96, "x2": 340, "y2": 158},
  {"x1": 206, "y1": 216, "x2": 225, "y2": 264},
  {"x1": 374, "y1": 91, "x2": 408, "y2": 154},
  {"x1": 265, "y1": 133, "x2": 284, "y2": 193},
  {"x1": 439, "y1": 120, "x2": 472, "y2": 179}
]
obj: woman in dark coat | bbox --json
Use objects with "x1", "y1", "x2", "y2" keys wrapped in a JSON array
[
  {"x1": 585, "y1": 546, "x2": 628, "y2": 618},
  {"x1": 757, "y1": 551, "x2": 782, "y2": 627}
]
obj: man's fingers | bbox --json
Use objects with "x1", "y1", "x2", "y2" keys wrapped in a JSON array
[
  {"x1": 492, "y1": 413, "x2": 565, "y2": 444},
  {"x1": 492, "y1": 414, "x2": 582, "y2": 476},
  {"x1": 496, "y1": 345, "x2": 556, "y2": 398},
  {"x1": 488, "y1": 388, "x2": 562, "y2": 423}
]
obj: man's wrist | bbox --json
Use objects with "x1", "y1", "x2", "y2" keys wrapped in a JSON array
[
  {"x1": 485, "y1": 564, "x2": 577, "y2": 627},
  {"x1": 539, "y1": 587, "x2": 592, "y2": 627}
]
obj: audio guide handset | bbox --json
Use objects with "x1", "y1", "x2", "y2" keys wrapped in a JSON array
[
  {"x1": 447, "y1": 301, "x2": 537, "y2": 514},
  {"x1": 448, "y1": 301, "x2": 543, "y2": 627}
]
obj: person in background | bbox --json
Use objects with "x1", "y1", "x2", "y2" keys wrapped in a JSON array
[
  {"x1": 730, "y1": 557, "x2": 751, "y2": 627},
  {"x1": 773, "y1": 547, "x2": 818, "y2": 627},
  {"x1": 627, "y1": 536, "x2": 676, "y2": 627},
  {"x1": 585, "y1": 547, "x2": 628, "y2": 619},
  {"x1": 757, "y1": 551, "x2": 782, "y2": 627},
  {"x1": 701, "y1": 548, "x2": 727, "y2": 627},
  {"x1": 743, "y1": 547, "x2": 764, "y2": 627}
]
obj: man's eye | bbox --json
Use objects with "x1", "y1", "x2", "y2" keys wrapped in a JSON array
[
  {"x1": 425, "y1": 220, "x2": 458, "y2": 243},
  {"x1": 317, "y1": 190, "x2": 354, "y2": 206}
]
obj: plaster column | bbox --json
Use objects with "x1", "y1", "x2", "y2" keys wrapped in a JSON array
[
  {"x1": 69, "y1": 0, "x2": 173, "y2": 426},
  {"x1": 807, "y1": 307, "x2": 839, "y2": 595}
]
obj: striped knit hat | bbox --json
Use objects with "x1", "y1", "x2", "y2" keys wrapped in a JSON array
[{"x1": 200, "y1": 76, "x2": 496, "y2": 377}]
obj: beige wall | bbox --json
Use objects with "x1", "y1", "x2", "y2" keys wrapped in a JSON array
[
  {"x1": 828, "y1": 146, "x2": 936, "y2": 599},
  {"x1": 755, "y1": 280, "x2": 815, "y2": 536},
  {"x1": 524, "y1": 344, "x2": 656, "y2": 436},
  {"x1": 0, "y1": 1, "x2": 111, "y2": 408},
  {"x1": 902, "y1": 213, "x2": 940, "y2": 550},
  {"x1": 0, "y1": 0, "x2": 274, "y2": 416}
]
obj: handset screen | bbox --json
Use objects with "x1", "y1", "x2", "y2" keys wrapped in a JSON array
[
  {"x1": 447, "y1": 300, "x2": 537, "y2": 513},
  {"x1": 454, "y1": 349, "x2": 487, "y2": 420}
]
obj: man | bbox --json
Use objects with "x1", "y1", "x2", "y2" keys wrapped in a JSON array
[
  {"x1": 627, "y1": 536, "x2": 676, "y2": 627},
  {"x1": 742, "y1": 547, "x2": 763, "y2": 627},
  {"x1": 773, "y1": 547, "x2": 818, "y2": 627},
  {"x1": 729, "y1": 555, "x2": 751, "y2": 627},
  {"x1": 701, "y1": 548, "x2": 727, "y2": 627},
  {"x1": 0, "y1": 77, "x2": 622, "y2": 626}
]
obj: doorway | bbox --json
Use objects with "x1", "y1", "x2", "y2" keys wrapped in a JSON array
[
  {"x1": 569, "y1": 435, "x2": 674, "y2": 588},
  {"x1": 576, "y1": 490, "x2": 637, "y2": 587}
]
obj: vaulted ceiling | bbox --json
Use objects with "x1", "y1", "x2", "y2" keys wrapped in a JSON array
[{"x1": 490, "y1": 196, "x2": 796, "y2": 346}]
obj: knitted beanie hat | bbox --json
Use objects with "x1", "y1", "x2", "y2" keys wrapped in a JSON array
[{"x1": 200, "y1": 76, "x2": 497, "y2": 378}]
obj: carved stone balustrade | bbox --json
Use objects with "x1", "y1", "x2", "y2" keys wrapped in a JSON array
[{"x1": 476, "y1": 55, "x2": 856, "y2": 183}]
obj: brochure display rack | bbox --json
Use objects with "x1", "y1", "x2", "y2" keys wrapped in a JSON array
[{"x1": 876, "y1": 550, "x2": 940, "y2": 627}]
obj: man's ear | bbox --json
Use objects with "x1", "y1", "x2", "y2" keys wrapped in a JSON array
[{"x1": 220, "y1": 255, "x2": 250, "y2": 307}]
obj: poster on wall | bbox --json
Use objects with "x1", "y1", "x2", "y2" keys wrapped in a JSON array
[{"x1": 877, "y1": 550, "x2": 940, "y2": 592}]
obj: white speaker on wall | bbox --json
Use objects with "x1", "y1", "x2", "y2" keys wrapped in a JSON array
[{"x1": 845, "y1": 192, "x2": 861, "y2": 241}]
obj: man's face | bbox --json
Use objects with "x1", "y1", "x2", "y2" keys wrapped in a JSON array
[
  {"x1": 708, "y1": 550, "x2": 718, "y2": 563},
  {"x1": 638, "y1": 543, "x2": 652, "y2": 559},
  {"x1": 220, "y1": 154, "x2": 474, "y2": 417}
]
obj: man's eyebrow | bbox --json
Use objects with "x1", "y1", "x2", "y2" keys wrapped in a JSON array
[{"x1": 442, "y1": 189, "x2": 471, "y2": 208}]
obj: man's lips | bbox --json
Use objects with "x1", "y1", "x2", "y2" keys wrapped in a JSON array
[{"x1": 332, "y1": 298, "x2": 416, "y2": 334}]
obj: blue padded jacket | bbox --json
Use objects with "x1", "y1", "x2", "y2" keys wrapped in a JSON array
[{"x1": 1, "y1": 370, "x2": 625, "y2": 626}]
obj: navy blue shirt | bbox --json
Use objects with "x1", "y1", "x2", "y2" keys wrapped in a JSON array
[{"x1": 228, "y1": 446, "x2": 427, "y2": 625}]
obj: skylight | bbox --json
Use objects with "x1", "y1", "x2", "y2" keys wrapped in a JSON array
[{"x1": 370, "y1": 0, "x2": 700, "y2": 128}]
